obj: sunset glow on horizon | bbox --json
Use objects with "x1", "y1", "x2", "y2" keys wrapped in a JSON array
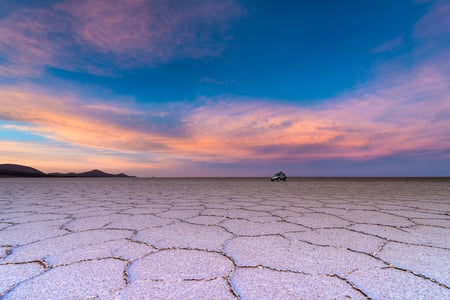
[{"x1": 1, "y1": 0, "x2": 449, "y2": 176}]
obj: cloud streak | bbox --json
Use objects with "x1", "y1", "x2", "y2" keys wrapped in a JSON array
[
  {"x1": 371, "y1": 36, "x2": 404, "y2": 53},
  {"x1": 414, "y1": 0, "x2": 450, "y2": 40}
]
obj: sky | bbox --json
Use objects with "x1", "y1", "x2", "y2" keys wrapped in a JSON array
[{"x1": 0, "y1": 0, "x2": 449, "y2": 177}]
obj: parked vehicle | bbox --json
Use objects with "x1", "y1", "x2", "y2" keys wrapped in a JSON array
[{"x1": 271, "y1": 171, "x2": 287, "y2": 181}]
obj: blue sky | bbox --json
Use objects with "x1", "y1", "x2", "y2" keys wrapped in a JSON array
[
  {"x1": 0, "y1": 0, "x2": 449, "y2": 176},
  {"x1": 36, "y1": 0, "x2": 425, "y2": 101}
]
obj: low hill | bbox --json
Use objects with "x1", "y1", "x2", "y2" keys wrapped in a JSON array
[
  {"x1": 0, "y1": 164, "x2": 47, "y2": 177},
  {"x1": 49, "y1": 169, "x2": 130, "y2": 177}
]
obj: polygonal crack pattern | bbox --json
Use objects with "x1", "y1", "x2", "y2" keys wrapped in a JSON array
[{"x1": 0, "y1": 177, "x2": 449, "y2": 299}]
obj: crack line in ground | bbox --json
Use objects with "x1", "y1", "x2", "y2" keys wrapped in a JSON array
[{"x1": 328, "y1": 274, "x2": 371, "y2": 299}]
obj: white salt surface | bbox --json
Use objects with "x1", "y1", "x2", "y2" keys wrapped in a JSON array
[{"x1": 0, "y1": 178, "x2": 449, "y2": 299}]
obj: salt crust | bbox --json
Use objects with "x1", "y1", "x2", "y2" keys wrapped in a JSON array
[{"x1": 1, "y1": 178, "x2": 449, "y2": 298}]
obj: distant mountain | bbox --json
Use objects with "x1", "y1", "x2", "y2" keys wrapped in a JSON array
[
  {"x1": 0, "y1": 164, "x2": 133, "y2": 178},
  {"x1": 77, "y1": 169, "x2": 129, "y2": 177},
  {"x1": 49, "y1": 169, "x2": 131, "y2": 177},
  {"x1": 0, "y1": 164, "x2": 47, "y2": 177}
]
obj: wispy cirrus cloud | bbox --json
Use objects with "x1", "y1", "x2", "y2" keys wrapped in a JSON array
[
  {"x1": 82, "y1": 103, "x2": 145, "y2": 116},
  {"x1": 414, "y1": 0, "x2": 450, "y2": 40},
  {"x1": 0, "y1": 5, "x2": 62, "y2": 77},
  {"x1": 0, "y1": 0, "x2": 243, "y2": 77},
  {"x1": 371, "y1": 35, "x2": 404, "y2": 53}
]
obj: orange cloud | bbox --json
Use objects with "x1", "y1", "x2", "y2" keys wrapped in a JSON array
[
  {"x1": 0, "y1": 86, "x2": 171, "y2": 152},
  {"x1": 181, "y1": 61, "x2": 450, "y2": 162}
]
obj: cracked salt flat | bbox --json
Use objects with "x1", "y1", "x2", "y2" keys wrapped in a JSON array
[
  {"x1": 231, "y1": 267, "x2": 366, "y2": 299},
  {"x1": 1, "y1": 178, "x2": 449, "y2": 299},
  {"x1": 4, "y1": 258, "x2": 127, "y2": 299}
]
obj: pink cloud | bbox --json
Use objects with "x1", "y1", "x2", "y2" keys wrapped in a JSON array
[
  {"x1": 182, "y1": 57, "x2": 450, "y2": 162},
  {"x1": 0, "y1": 7, "x2": 63, "y2": 76},
  {"x1": 0, "y1": 0, "x2": 243, "y2": 76},
  {"x1": 58, "y1": 0, "x2": 241, "y2": 60}
]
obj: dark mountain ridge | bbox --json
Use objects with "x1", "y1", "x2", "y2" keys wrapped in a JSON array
[
  {"x1": 0, "y1": 164, "x2": 47, "y2": 177},
  {"x1": 0, "y1": 164, "x2": 133, "y2": 178}
]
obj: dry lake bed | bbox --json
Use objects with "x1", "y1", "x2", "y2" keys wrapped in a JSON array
[{"x1": 0, "y1": 178, "x2": 449, "y2": 299}]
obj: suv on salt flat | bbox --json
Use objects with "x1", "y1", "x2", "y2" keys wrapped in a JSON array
[{"x1": 271, "y1": 171, "x2": 287, "y2": 181}]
